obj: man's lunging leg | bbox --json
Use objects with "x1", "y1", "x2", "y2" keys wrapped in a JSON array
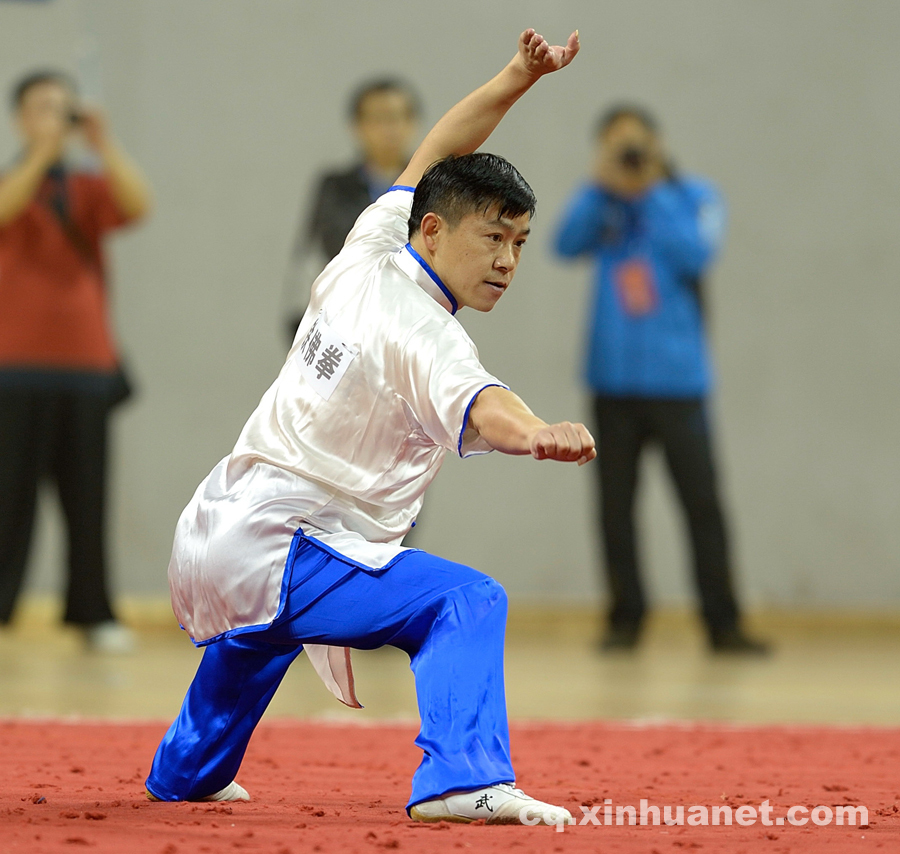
[{"x1": 146, "y1": 636, "x2": 302, "y2": 801}]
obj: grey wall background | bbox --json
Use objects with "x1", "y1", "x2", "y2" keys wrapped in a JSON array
[{"x1": 1, "y1": 0, "x2": 898, "y2": 610}]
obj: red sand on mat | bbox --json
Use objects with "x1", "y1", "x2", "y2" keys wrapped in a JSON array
[{"x1": 1, "y1": 719, "x2": 897, "y2": 853}]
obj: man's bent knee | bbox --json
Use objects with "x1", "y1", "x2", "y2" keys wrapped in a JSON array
[{"x1": 454, "y1": 576, "x2": 508, "y2": 624}]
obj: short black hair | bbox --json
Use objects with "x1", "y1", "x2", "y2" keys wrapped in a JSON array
[
  {"x1": 408, "y1": 153, "x2": 536, "y2": 239},
  {"x1": 10, "y1": 69, "x2": 76, "y2": 111},
  {"x1": 596, "y1": 103, "x2": 659, "y2": 137},
  {"x1": 349, "y1": 78, "x2": 421, "y2": 121}
]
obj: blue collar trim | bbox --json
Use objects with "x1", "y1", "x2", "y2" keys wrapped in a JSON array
[{"x1": 404, "y1": 243, "x2": 458, "y2": 315}]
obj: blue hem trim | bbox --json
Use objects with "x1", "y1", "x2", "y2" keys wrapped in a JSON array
[
  {"x1": 190, "y1": 529, "x2": 306, "y2": 647},
  {"x1": 144, "y1": 781, "x2": 170, "y2": 802},
  {"x1": 388, "y1": 184, "x2": 416, "y2": 193},
  {"x1": 297, "y1": 530, "x2": 422, "y2": 574},
  {"x1": 404, "y1": 243, "x2": 458, "y2": 315},
  {"x1": 457, "y1": 383, "x2": 507, "y2": 457},
  {"x1": 189, "y1": 527, "x2": 421, "y2": 647}
]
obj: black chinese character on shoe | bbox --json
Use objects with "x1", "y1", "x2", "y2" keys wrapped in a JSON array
[{"x1": 474, "y1": 793, "x2": 494, "y2": 812}]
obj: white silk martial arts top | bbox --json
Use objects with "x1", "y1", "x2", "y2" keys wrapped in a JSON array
[{"x1": 168, "y1": 187, "x2": 506, "y2": 708}]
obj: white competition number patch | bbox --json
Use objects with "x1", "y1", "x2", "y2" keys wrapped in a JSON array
[{"x1": 296, "y1": 311, "x2": 358, "y2": 400}]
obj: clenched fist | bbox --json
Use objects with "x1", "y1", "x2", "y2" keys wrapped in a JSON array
[{"x1": 530, "y1": 422, "x2": 596, "y2": 466}]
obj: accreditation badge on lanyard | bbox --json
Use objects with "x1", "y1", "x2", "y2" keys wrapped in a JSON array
[
  {"x1": 296, "y1": 310, "x2": 359, "y2": 400},
  {"x1": 613, "y1": 259, "x2": 658, "y2": 316}
]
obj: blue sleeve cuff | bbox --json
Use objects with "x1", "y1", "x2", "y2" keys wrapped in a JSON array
[{"x1": 457, "y1": 383, "x2": 509, "y2": 457}]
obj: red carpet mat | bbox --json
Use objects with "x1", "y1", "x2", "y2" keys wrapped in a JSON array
[{"x1": 1, "y1": 719, "x2": 897, "y2": 853}]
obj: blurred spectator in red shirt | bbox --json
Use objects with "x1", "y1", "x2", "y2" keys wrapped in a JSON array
[{"x1": 0, "y1": 69, "x2": 151, "y2": 651}]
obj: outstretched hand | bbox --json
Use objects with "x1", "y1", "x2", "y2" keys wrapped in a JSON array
[
  {"x1": 516, "y1": 28, "x2": 580, "y2": 78},
  {"x1": 530, "y1": 421, "x2": 597, "y2": 466}
]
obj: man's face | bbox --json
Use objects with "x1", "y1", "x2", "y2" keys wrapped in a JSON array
[
  {"x1": 598, "y1": 114, "x2": 663, "y2": 196},
  {"x1": 602, "y1": 114, "x2": 656, "y2": 154},
  {"x1": 429, "y1": 207, "x2": 531, "y2": 313},
  {"x1": 354, "y1": 90, "x2": 418, "y2": 170},
  {"x1": 16, "y1": 80, "x2": 76, "y2": 147}
]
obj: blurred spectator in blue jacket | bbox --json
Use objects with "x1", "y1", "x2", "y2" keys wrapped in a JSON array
[{"x1": 553, "y1": 104, "x2": 768, "y2": 655}]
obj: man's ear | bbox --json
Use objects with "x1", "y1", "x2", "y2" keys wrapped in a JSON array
[{"x1": 419, "y1": 212, "x2": 444, "y2": 253}]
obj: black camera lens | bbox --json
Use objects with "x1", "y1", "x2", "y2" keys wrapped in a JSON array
[{"x1": 620, "y1": 145, "x2": 646, "y2": 171}]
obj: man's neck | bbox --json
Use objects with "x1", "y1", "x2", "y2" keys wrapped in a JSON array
[{"x1": 408, "y1": 234, "x2": 437, "y2": 273}]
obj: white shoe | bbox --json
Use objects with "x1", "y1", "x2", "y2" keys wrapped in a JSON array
[
  {"x1": 83, "y1": 621, "x2": 137, "y2": 654},
  {"x1": 410, "y1": 783, "x2": 571, "y2": 826},
  {"x1": 146, "y1": 781, "x2": 250, "y2": 802},
  {"x1": 199, "y1": 781, "x2": 250, "y2": 802}
]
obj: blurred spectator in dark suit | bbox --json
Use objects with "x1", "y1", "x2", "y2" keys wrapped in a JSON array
[{"x1": 282, "y1": 78, "x2": 420, "y2": 341}]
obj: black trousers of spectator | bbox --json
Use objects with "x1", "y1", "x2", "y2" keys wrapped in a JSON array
[
  {"x1": 592, "y1": 396, "x2": 740, "y2": 637},
  {"x1": 0, "y1": 388, "x2": 116, "y2": 625}
]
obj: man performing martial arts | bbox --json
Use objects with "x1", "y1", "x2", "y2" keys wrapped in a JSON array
[{"x1": 147, "y1": 28, "x2": 590, "y2": 826}]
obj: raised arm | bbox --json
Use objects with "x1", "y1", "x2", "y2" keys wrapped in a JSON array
[
  {"x1": 81, "y1": 108, "x2": 152, "y2": 221},
  {"x1": 553, "y1": 184, "x2": 612, "y2": 258},
  {"x1": 468, "y1": 386, "x2": 596, "y2": 466},
  {"x1": 0, "y1": 109, "x2": 64, "y2": 227},
  {"x1": 395, "y1": 28, "x2": 579, "y2": 189},
  {"x1": 642, "y1": 181, "x2": 725, "y2": 278}
]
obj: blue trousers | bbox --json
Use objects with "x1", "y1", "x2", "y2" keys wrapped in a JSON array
[{"x1": 145, "y1": 533, "x2": 514, "y2": 809}]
